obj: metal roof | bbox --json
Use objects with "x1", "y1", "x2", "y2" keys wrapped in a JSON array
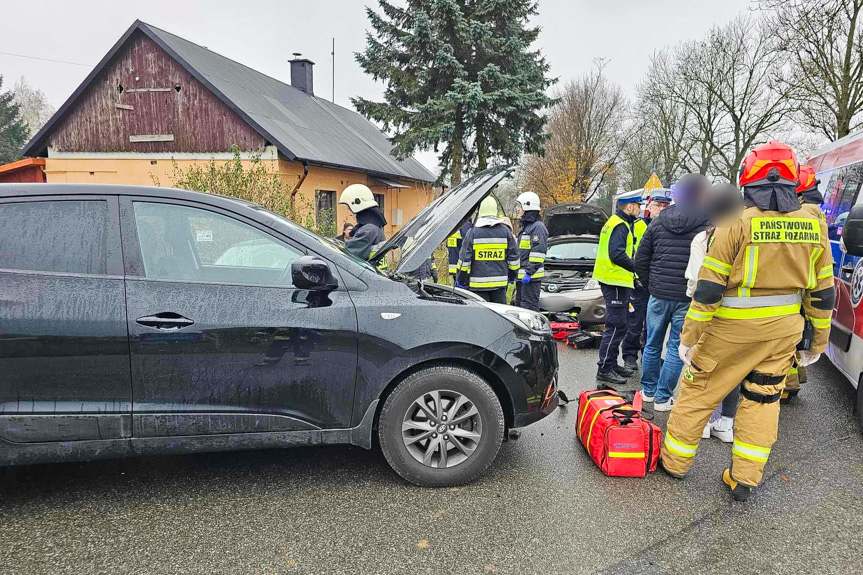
[{"x1": 21, "y1": 20, "x2": 436, "y2": 184}]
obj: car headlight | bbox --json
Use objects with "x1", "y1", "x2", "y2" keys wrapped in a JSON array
[
  {"x1": 480, "y1": 302, "x2": 551, "y2": 335},
  {"x1": 583, "y1": 278, "x2": 600, "y2": 290}
]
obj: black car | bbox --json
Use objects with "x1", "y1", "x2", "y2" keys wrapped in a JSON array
[
  {"x1": 0, "y1": 167, "x2": 558, "y2": 487},
  {"x1": 539, "y1": 202, "x2": 608, "y2": 324}
]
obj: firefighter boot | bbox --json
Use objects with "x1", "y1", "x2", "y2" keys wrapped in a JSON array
[{"x1": 722, "y1": 468, "x2": 752, "y2": 502}]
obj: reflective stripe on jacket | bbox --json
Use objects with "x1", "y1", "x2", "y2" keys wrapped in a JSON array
[
  {"x1": 681, "y1": 206, "x2": 834, "y2": 349},
  {"x1": 457, "y1": 221, "x2": 519, "y2": 290},
  {"x1": 593, "y1": 214, "x2": 635, "y2": 288},
  {"x1": 447, "y1": 221, "x2": 472, "y2": 274},
  {"x1": 346, "y1": 222, "x2": 387, "y2": 269},
  {"x1": 517, "y1": 218, "x2": 548, "y2": 282}
]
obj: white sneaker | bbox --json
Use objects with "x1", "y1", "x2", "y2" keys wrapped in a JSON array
[
  {"x1": 641, "y1": 394, "x2": 654, "y2": 403},
  {"x1": 710, "y1": 416, "x2": 734, "y2": 443},
  {"x1": 653, "y1": 399, "x2": 674, "y2": 412},
  {"x1": 702, "y1": 424, "x2": 711, "y2": 439}
]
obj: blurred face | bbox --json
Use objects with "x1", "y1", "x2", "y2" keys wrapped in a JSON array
[
  {"x1": 622, "y1": 202, "x2": 641, "y2": 217},
  {"x1": 343, "y1": 224, "x2": 353, "y2": 236},
  {"x1": 516, "y1": 204, "x2": 525, "y2": 218}
]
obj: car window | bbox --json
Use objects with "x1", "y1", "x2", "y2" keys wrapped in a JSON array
[
  {"x1": 547, "y1": 241, "x2": 598, "y2": 260},
  {"x1": 133, "y1": 202, "x2": 302, "y2": 286},
  {"x1": 823, "y1": 163, "x2": 863, "y2": 241},
  {"x1": 0, "y1": 200, "x2": 108, "y2": 275}
]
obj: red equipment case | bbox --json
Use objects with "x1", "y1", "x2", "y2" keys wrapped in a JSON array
[{"x1": 575, "y1": 389, "x2": 661, "y2": 477}]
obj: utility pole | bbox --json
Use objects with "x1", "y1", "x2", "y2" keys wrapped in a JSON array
[{"x1": 332, "y1": 38, "x2": 335, "y2": 103}]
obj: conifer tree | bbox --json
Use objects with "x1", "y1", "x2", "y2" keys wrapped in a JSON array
[{"x1": 0, "y1": 76, "x2": 28, "y2": 164}]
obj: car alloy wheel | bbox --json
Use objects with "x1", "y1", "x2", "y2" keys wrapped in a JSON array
[{"x1": 401, "y1": 390, "x2": 482, "y2": 469}]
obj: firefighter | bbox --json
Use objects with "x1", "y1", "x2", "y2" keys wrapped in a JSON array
[
  {"x1": 456, "y1": 197, "x2": 519, "y2": 304},
  {"x1": 339, "y1": 184, "x2": 387, "y2": 267},
  {"x1": 593, "y1": 192, "x2": 643, "y2": 385},
  {"x1": 408, "y1": 255, "x2": 439, "y2": 283},
  {"x1": 661, "y1": 141, "x2": 834, "y2": 502},
  {"x1": 514, "y1": 191, "x2": 548, "y2": 312},
  {"x1": 447, "y1": 220, "x2": 473, "y2": 278},
  {"x1": 783, "y1": 164, "x2": 827, "y2": 402},
  {"x1": 623, "y1": 189, "x2": 672, "y2": 370}
]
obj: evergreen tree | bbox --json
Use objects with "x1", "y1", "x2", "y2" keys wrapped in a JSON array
[
  {"x1": 353, "y1": 0, "x2": 554, "y2": 185},
  {"x1": 0, "y1": 76, "x2": 28, "y2": 164}
]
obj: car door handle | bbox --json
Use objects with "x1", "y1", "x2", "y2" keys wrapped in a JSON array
[
  {"x1": 842, "y1": 263, "x2": 854, "y2": 274},
  {"x1": 136, "y1": 312, "x2": 194, "y2": 330}
]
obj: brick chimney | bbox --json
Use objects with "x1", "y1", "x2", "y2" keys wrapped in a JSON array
[{"x1": 289, "y1": 54, "x2": 315, "y2": 96}]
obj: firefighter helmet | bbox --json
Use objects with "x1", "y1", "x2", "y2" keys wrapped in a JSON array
[
  {"x1": 339, "y1": 184, "x2": 378, "y2": 214},
  {"x1": 738, "y1": 141, "x2": 799, "y2": 188},
  {"x1": 478, "y1": 196, "x2": 499, "y2": 218},
  {"x1": 516, "y1": 191, "x2": 541, "y2": 211},
  {"x1": 796, "y1": 164, "x2": 819, "y2": 195}
]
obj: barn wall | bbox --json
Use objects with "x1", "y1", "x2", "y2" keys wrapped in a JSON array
[{"x1": 48, "y1": 31, "x2": 265, "y2": 154}]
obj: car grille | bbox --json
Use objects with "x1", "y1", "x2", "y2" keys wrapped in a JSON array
[{"x1": 541, "y1": 277, "x2": 587, "y2": 293}]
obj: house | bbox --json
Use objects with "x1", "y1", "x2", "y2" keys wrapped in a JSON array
[
  {"x1": 19, "y1": 20, "x2": 436, "y2": 234},
  {"x1": 0, "y1": 158, "x2": 46, "y2": 183}
]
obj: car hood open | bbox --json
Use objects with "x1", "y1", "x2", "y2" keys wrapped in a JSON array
[
  {"x1": 543, "y1": 202, "x2": 608, "y2": 237},
  {"x1": 372, "y1": 165, "x2": 515, "y2": 274}
]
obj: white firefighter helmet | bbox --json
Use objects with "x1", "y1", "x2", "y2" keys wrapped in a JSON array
[
  {"x1": 339, "y1": 183, "x2": 378, "y2": 214},
  {"x1": 478, "y1": 196, "x2": 499, "y2": 218},
  {"x1": 516, "y1": 191, "x2": 541, "y2": 212}
]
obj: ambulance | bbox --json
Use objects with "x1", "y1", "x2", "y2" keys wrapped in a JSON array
[{"x1": 807, "y1": 131, "x2": 863, "y2": 429}]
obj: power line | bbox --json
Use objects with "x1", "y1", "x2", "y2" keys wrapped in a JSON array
[{"x1": 0, "y1": 51, "x2": 92, "y2": 68}]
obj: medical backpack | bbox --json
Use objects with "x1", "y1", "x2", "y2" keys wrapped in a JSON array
[{"x1": 575, "y1": 389, "x2": 662, "y2": 477}]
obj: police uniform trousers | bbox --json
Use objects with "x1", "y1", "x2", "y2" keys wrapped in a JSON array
[
  {"x1": 473, "y1": 288, "x2": 508, "y2": 305},
  {"x1": 661, "y1": 330, "x2": 799, "y2": 487},
  {"x1": 597, "y1": 283, "x2": 630, "y2": 372},
  {"x1": 622, "y1": 284, "x2": 649, "y2": 362},
  {"x1": 515, "y1": 281, "x2": 541, "y2": 311}
]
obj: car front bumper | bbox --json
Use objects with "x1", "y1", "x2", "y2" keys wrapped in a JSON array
[{"x1": 539, "y1": 288, "x2": 606, "y2": 324}]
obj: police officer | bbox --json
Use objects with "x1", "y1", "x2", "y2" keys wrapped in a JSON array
[
  {"x1": 456, "y1": 197, "x2": 519, "y2": 304},
  {"x1": 593, "y1": 192, "x2": 643, "y2": 385},
  {"x1": 447, "y1": 220, "x2": 473, "y2": 278},
  {"x1": 515, "y1": 192, "x2": 548, "y2": 311},
  {"x1": 662, "y1": 141, "x2": 834, "y2": 501},
  {"x1": 339, "y1": 184, "x2": 388, "y2": 267},
  {"x1": 622, "y1": 188, "x2": 672, "y2": 370},
  {"x1": 783, "y1": 164, "x2": 827, "y2": 402}
]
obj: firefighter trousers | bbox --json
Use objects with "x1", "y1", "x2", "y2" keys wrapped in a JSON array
[{"x1": 661, "y1": 331, "x2": 799, "y2": 487}]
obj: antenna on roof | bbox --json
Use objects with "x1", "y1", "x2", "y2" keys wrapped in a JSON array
[{"x1": 332, "y1": 38, "x2": 335, "y2": 103}]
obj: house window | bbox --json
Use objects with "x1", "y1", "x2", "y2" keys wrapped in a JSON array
[
  {"x1": 374, "y1": 193, "x2": 385, "y2": 214},
  {"x1": 315, "y1": 190, "x2": 337, "y2": 234}
]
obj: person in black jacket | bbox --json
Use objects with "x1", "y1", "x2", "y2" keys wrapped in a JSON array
[{"x1": 634, "y1": 174, "x2": 709, "y2": 411}]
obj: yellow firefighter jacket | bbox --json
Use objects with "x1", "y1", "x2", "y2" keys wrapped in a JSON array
[{"x1": 681, "y1": 206, "x2": 834, "y2": 350}]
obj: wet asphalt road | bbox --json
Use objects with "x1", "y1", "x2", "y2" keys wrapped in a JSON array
[{"x1": 1, "y1": 348, "x2": 861, "y2": 575}]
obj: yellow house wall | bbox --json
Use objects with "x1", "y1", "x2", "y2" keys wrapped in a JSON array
[{"x1": 44, "y1": 156, "x2": 435, "y2": 237}]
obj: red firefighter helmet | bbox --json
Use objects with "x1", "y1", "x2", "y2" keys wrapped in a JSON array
[
  {"x1": 738, "y1": 141, "x2": 799, "y2": 188},
  {"x1": 796, "y1": 163, "x2": 819, "y2": 195}
]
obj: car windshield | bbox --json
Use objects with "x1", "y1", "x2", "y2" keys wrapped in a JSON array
[
  {"x1": 547, "y1": 241, "x2": 598, "y2": 260},
  {"x1": 250, "y1": 206, "x2": 380, "y2": 274}
]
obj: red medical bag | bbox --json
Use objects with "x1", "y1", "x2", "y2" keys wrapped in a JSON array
[{"x1": 575, "y1": 389, "x2": 661, "y2": 477}]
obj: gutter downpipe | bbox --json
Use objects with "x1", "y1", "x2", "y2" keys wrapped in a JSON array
[{"x1": 289, "y1": 161, "x2": 310, "y2": 214}]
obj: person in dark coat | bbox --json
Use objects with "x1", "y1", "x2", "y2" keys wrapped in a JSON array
[
  {"x1": 634, "y1": 174, "x2": 709, "y2": 410},
  {"x1": 339, "y1": 184, "x2": 388, "y2": 268}
]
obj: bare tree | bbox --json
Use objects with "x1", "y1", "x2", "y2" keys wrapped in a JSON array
[
  {"x1": 12, "y1": 77, "x2": 55, "y2": 138},
  {"x1": 757, "y1": 0, "x2": 863, "y2": 140},
  {"x1": 680, "y1": 15, "x2": 795, "y2": 181},
  {"x1": 523, "y1": 62, "x2": 630, "y2": 205}
]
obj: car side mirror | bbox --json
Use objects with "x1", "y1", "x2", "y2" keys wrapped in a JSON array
[
  {"x1": 291, "y1": 256, "x2": 338, "y2": 290},
  {"x1": 841, "y1": 205, "x2": 863, "y2": 256}
]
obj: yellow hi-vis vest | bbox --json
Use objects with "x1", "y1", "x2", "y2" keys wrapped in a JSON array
[
  {"x1": 593, "y1": 214, "x2": 634, "y2": 288},
  {"x1": 633, "y1": 218, "x2": 648, "y2": 251}
]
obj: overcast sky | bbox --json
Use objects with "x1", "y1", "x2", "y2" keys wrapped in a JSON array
[{"x1": 0, "y1": 0, "x2": 751, "y2": 171}]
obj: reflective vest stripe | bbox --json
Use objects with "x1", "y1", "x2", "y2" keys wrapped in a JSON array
[
  {"x1": 448, "y1": 265, "x2": 458, "y2": 274},
  {"x1": 731, "y1": 439, "x2": 770, "y2": 463},
  {"x1": 529, "y1": 251, "x2": 546, "y2": 263},
  {"x1": 508, "y1": 259, "x2": 520, "y2": 270},
  {"x1": 714, "y1": 303, "x2": 801, "y2": 320},
  {"x1": 473, "y1": 238, "x2": 508, "y2": 246},
  {"x1": 608, "y1": 451, "x2": 645, "y2": 459},
  {"x1": 664, "y1": 433, "x2": 697, "y2": 457},
  {"x1": 807, "y1": 315, "x2": 831, "y2": 329},
  {"x1": 457, "y1": 259, "x2": 469, "y2": 272},
  {"x1": 469, "y1": 277, "x2": 509, "y2": 288},
  {"x1": 721, "y1": 293, "x2": 801, "y2": 308},
  {"x1": 738, "y1": 246, "x2": 758, "y2": 297},
  {"x1": 519, "y1": 237, "x2": 531, "y2": 250},
  {"x1": 817, "y1": 264, "x2": 833, "y2": 279},
  {"x1": 686, "y1": 308, "x2": 715, "y2": 322},
  {"x1": 518, "y1": 267, "x2": 544, "y2": 278},
  {"x1": 807, "y1": 247, "x2": 824, "y2": 289},
  {"x1": 703, "y1": 256, "x2": 732, "y2": 276}
]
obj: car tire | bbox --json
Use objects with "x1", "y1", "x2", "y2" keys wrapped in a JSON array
[{"x1": 378, "y1": 365, "x2": 504, "y2": 487}]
